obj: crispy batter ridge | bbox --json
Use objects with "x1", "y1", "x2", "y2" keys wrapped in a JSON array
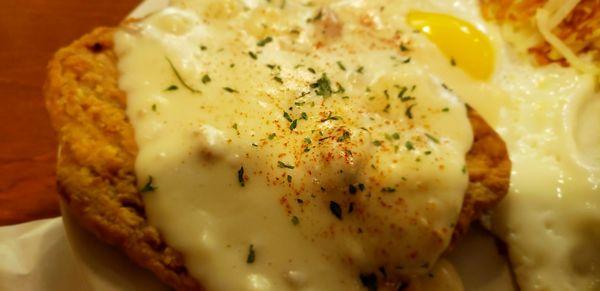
[
  {"x1": 44, "y1": 27, "x2": 203, "y2": 291},
  {"x1": 45, "y1": 28, "x2": 510, "y2": 290},
  {"x1": 454, "y1": 107, "x2": 511, "y2": 242},
  {"x1": 481, "y1": 0, "x2": 600, "y2": 65}
]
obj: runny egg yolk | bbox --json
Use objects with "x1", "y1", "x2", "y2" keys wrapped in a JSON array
[{"x1": 407, "y1": 11, "x2": 495, "y2": 81}]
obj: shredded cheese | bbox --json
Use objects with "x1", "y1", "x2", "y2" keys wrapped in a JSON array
[{"x1": 535, "y1": 0, "x2": 599, "y2": 75}]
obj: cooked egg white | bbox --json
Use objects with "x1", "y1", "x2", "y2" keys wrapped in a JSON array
[
  {"x1": 403, "y1": 1, "x2": 600, "y2": 290},
  {"x1": 115, "y1": 0, "x2": 599, "y2": 290}
]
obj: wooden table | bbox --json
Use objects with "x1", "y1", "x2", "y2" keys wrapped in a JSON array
[{"x1": 0, "y1": 0, "x2": 140, "y2": 226}]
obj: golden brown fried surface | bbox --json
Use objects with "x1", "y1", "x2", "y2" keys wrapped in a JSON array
[
  {"x1": 45, "y1": 27, "x2": 203, "y2": 291},
  {"x1": 45, "y1": 28, "x2": 510, "y2": 290},
  {"x1": 481, "y1": 0, "x2": 600, "y2": 65}
]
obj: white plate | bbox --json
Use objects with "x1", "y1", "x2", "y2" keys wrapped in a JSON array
[{"x1": 61, "y1": 1, "x2": 517, "y2": 290}]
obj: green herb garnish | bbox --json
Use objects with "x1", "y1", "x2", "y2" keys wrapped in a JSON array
[
  {"x1": 359, "y1": 273, "x2": 378, "y2": 291},
  {"x1": 248, "y1": 51, "x2": 258, "y2": 59},
  {"x1": 320, "y1": 112, "x2": 341, "y2": 122},
  {"x1": 329, "y1": 201, "x2": 342, "y2": 220},
  {"x1": 291, "y1": 216, "x2": 300, "y2": 225},
  {"x1": 381, "y1": 187, "x2": 396, "y2": 193},
  {"x1": 278, "y1": 161, "x2": 295, "y2": 169},
  {"x1": 246, "y1": 244, "x2": 256, "y2": 264},
  {"x1": 405, "y1": 104, "x2": 416, "y2": 119},
  {"x1": 237, "y1": 166, "x2": 245, "y2": 187},
  {"x1": 312, "y1": 73, "x2": 333, "y2": 98},
  {"x1": 425, "y1": 133, "x2": 440, "y2": 144},
  {"x1": 202, "y1": 74, "x2": 211, "y2": 84},
  {"x1": 289, "y1": 119, "x2": 298, "y2": 130},
  {"x1": 165, "y1": 57, "x2": 200, "y2": 93},
  {"x1": 283, "y1": 111, "x2": 293, "y2": 122},
  {"x1": 257, "y1": 36, "x2": 273, "y2": 47},
  {"x1": 223, "y1": 87, "x2": 238, "y2": 93},
  {"x1": 140, "y1": 176, "x2": 157, "y2": 193}
]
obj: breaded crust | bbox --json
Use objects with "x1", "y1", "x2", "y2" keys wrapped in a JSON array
[
  {"x1": 44, "y1": 27, "x2": 510, "y2": 290},
  {"x1": 45, "y1": 27, "x2": 203, "y2": 291}
]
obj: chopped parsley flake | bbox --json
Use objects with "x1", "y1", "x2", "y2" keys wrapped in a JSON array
[
  {"x1": 291, "y1": 216, "x2": 300, "y2": 225},
  {"x1": 278, "y1": 161, "x2": 295, "y2": 169},
  {"x1": 283, "y1": 111, "x2": 293, "y2": 122},
  {"x1": 151, "y1": 104, "x2": 157, "y2": 112},
  {"x1": 442, "y1": 83, "x2": 453, "y2": 91},
  {"x1": 289, "y1": 119, "x2": 298, "y2": 130},
  {"x1": 268, "y1": 133, "x2": 276, "y2": 140},
  {"x1": 329, "y1": 201, "x2": 343, "y2": 220},
  {"x1": 165, "y1": 57, "x2": 201, "y2": 93},
  {"x1": 300, "y1": 112, "x2": 308, "y2": 120},
  {"x1": 349, "y1": 184, "x2": 357, "y2": 194},
  {"x1": 140, "y1": 176, "x2": 157, "y2": 193},
  {"x1": 337, "y1": 61, "x2": 346, "y2": 71},
  {"x1": 246, "y1": 244, "x2": 256, "y2": 264},
  {"x1": 442, "y1": 107, "x2": 450, "y2": 112},
  {"x1": 308, "y1": 67, "x2": 316, "y2": 74},
  {"x1": 248, "y1": 51, "x2": 258, "y2": 59},
  {"x1": 321, "y1": 112, "x2": 341, "y2": 122},
  {"x1": 358, "y1": 183, "x2": 365, "y2": 191},
  {"x1": 397, "y1": 86, "x2": 409, "y2": 100},
  {"x1": 405, "y1": 104, "x2": 416, "y2": 119},
  {"x1": 383, "y1": 104, "x2": 391, "y2": 113},
  {"x1": 359, "y1": 273, "x2": 378, "y2": 291},
  {"x1": 335, "y1": 82, "x2": 345, "y2": 94},
  {"x1": 381, "y1": 187, "x2": 396, "y2": 193},
  {"x1": 425, "y1": 133, "x2": 440, "y2": 144},
  {"x1": 273, "y1": 76, "x2": 284, "y2": 84},
  {"x1": 451, "y1": 57, "x2": 457, "y2": 66},
  {"x1": 202, "y1": 74, "x2": 211, "y2": 84},
  {"x1": 237, "y1": 167, "x2": 245, "y2": 187},
  {"x1": 165, "y1": 85, "x2": 178, "y2": 91},
  {"x1": 312, "y1": 74, "x2": 333, "y2": 98},
  {"x1": 356, "y1": 66, "x2": 364, "y2": 74},
  {"x1": 372, "y1": 140, "x2": 383, "y2": 146},
  {"x1": 223, "y1": 87, "x2": 238, "y2": 93},
  {"x1": 400, "y1": 43, "x2": 409, "y2": 52},
  {"x1": 309, "y1": 10, "x2": 323, "y2": 22},
  {"x1": 337, "y1": 130, "x2": 351, "y2": 142},
  {"x1": 257, "y1": 36, "x2": 273, "y2": 47},
  {"x1": 405, "y1": 141, "x2": 415, "y2": 150}
]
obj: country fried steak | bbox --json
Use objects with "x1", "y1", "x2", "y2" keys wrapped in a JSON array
[{"x1": 44, "y1": 27, "x2": 510, "y2": 291}]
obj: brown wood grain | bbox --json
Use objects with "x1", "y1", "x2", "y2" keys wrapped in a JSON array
[{"x1": 0, "y1": 0, "x2": 141, "y2": 226}]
